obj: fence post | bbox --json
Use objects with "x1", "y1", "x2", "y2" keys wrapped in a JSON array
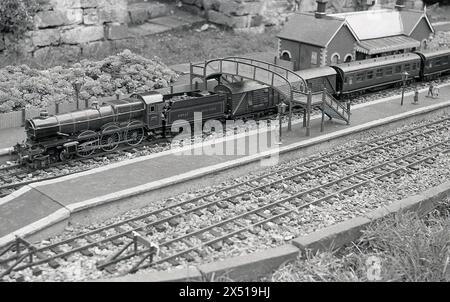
[
  {"x1": 55, "y1": 103, "x2": 59, "y2": 115},
  {"x1": 21, "y1": 108, "x2": 26, "y2": 126},
  {"x1": 306, "y1": 90, "x2": 312, "y2": 137},
  {"x1": 321, "y1": 88, "x2": 326, "y2": 132},
  {"x1": 189, "y1": 62, "x2": 193, "y2": 91},
  {"x1": 347, "y1": 102, "x2": 351, "y2": 125}
]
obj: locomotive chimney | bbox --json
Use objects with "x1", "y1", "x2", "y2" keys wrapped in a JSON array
[
  {"x1": 40, "y1": 110, "x2": 49, "y2": 119},
  {"x1": 315, "y1": 0, "x2": 328, "y2": 19},
  {"x1": 395, "y1": 0, "x2": 405, "y2": 11},
  {"x1": 92, "y1": 100, "x2": 99, "y2": 109}
]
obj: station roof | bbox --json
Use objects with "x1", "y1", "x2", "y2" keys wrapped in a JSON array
[
  {"x1": 278, "y1": 9, "x2": 433, "y2": 49},
  {"x1": 277, "y1": 13, "x2": 348, "y2": 47},
  {"x1": 355, "y1": 35, "x2": 421, "y2": 55}
]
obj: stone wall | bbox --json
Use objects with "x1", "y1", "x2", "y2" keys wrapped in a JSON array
[
  {"x1": 180, "y1": 0, "x2": 424, "y2": 29},
  {"x1": 0, "y1": 0, "x2": 131, "y2": 64}
]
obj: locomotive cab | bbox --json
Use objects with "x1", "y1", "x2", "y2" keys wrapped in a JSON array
[{"x1": 130, "y1": 92, "x2": 164, "y2": 130}]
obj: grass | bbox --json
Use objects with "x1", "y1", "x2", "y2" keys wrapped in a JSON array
[
  {"x1": 271, "y1": 198, "x2": 450, "y2": 282},
  {"x1": 1, "y1": 25, "x2": 279, "y2": 69}
]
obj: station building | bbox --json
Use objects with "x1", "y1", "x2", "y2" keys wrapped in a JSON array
[{"x1": 277, "y1": 0, "x2": 434, "y2": 71}]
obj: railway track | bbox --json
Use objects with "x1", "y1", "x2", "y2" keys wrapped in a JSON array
[
  {"x1": 1, "y1": 74, "x2": 449, "y2": 199},
  {"x1": 0, "y1": 138, "x2": 173, "y2": 198},
  {"x1": 1, "y1": 116, "x2": 450, "y2": 281}
]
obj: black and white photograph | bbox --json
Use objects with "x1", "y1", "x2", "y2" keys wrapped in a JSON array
[{"x1": 0, "y1": 0, "x2": 449, "y2": 287}]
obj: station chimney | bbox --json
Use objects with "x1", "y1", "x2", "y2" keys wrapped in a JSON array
[
  {"x1": 315, "y1": 0, "x2": 328, "y2": 19},
  {"x1": 395, "y1": 0, "x2": 405, "y2": 11}
]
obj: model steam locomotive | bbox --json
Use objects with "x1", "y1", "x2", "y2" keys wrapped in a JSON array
[
  {"x1": 15, "y1": 48, "x2": 450, "y2": 168},
  {"x1": 16, "y1": 81, "x2": 283, "y2": 168}
]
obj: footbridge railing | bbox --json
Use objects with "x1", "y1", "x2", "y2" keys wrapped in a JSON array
[{"x1": 190, "y1": 57, "x2": 309, "y2": 131}]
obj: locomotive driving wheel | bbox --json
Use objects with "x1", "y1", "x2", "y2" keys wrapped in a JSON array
[
  {"x1": 59, "y1": 150, "x2": 73, "y2": 161},
  {"x1": 101, "y1": 125, "x2": 121, "y2": 152},
  {"x1": 125, "y1": 121, "x2": 145, "y2": 146},
  {"x1": 76, "y1": 130, "x2": 99, "y2": 157}
]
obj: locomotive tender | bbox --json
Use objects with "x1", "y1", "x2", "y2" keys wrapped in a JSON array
[{"x1": 16, "y1": 47, "x2": 450, "y2": 168}]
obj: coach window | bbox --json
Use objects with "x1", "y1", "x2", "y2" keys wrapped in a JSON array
[
  {"x1": 376, "y1": 69, "x2": 383, "y2": 78},
  {"x1": 435, "y1": 58, "x2": 441, "y2": 66},
  {"x1": 404, "y1": 64, "x2": 410, "y2": 71},
  {"x1": 356, "y1": 73, "x2": 364, "y2": 82},
  {"x1": 385, "y1": 67, "x2": 393, "y2": 75},
  {"x1": 366, "y1": 71, "x2": 374, "y2": 80},
  {"x1": 395, "y1": 65, "x2": 402, "y2": 73}
]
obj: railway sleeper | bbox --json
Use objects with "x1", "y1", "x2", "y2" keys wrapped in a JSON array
[
  {"x1": 210, "y1": 242, "x2": 223, "y2": 251},
  {"x1": 155, "y1": 224, "x2": 167, "y2": 232},
  {"x1": 35, "y1": 251, "x2": 60, "y2": 269},
  {"x1": 183, "y1": 252, "x2": 196, "y2": 262},
  {"x1": 69, "y1": 242, "x2": 94, "y2": 257}
]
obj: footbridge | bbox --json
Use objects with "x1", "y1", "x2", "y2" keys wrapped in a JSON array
[{"x1": 189, "y1": 57, "x2": 350, "y2": 135}]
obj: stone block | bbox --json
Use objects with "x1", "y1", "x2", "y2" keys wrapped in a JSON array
[
  {"x1": 203, "y1": 0, "x2": 221, "y2": 11},
  {"x1": 62, "y1": 26, "x2": 104, "y2": 44},
  {"x1": 31, "y1": 29, "x2": 61, "y2": 47},
  {"x1": 35, "y1": 10, "x2": 66, "y2": 28},
  {"x1": 64, "y1": 8, "x2": 83, "y2": 25},
  {"x1": 80, "y1": 0, "x2": 98, "y2": 8},
  {"x1": 148, "y1": 3, "x2": 170, "y2": 19},
  {"x1": 4, "y1": 33, "x2": 34, "y2": 54},
  {"x1": 83, "y1": 8, "x2": 100, "y2": 25},
  {"x1": 81, "y1": 40, "x2": 112, "y2": 57},
  {"x1": 219, "y1": 0, "x2": 263, "y2": 16},
  {"x1": 128, "y1": 7, "x2": 148, "y2": 24},
  {"x1": 98, "y1": 4, "x2": 129, "y2": 24},
  {"x1": 207, "y1": 10, "x2": 250, "y2": 28},
  {"x1": 105, "y1": 23, "x2": 130, "y2": 40},
  {"x1": 49, "y1": 0, "x2": 82, "y2": 9},
  {"x1": 34, "y1": 45, "x2": 81, "y2": 64},
  {"x1": 182, "y1": 4, "x2": 206, "y2": 17}
]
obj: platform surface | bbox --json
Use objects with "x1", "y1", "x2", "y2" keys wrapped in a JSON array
[{"x1": 1, "y1": 83, "x2": 450, "y2": 243}]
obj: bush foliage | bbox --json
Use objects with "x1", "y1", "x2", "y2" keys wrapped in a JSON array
[
  {"x1": 0, "y1": 0, "x2": 39, "y2": 37},
  {"x1": 0, "y1": 50, "x2": 179, "y2": 113}
]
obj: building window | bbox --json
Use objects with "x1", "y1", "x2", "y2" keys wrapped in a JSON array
[
  {"x1": 281, "y1": 51, "x2": 291, "y2": 61},
  {"x1": 311, "y1": 51, "x2": 318, "y2": 65},
  {"x1": 344, "y1": 54, "x2": 353, "y2": 62},
  {"x1": 422, "y1": 39, "x2": 427, "y2": 50},
  {"x1": 331, "y1": 53, "x2": 340, "y2": 64}
]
